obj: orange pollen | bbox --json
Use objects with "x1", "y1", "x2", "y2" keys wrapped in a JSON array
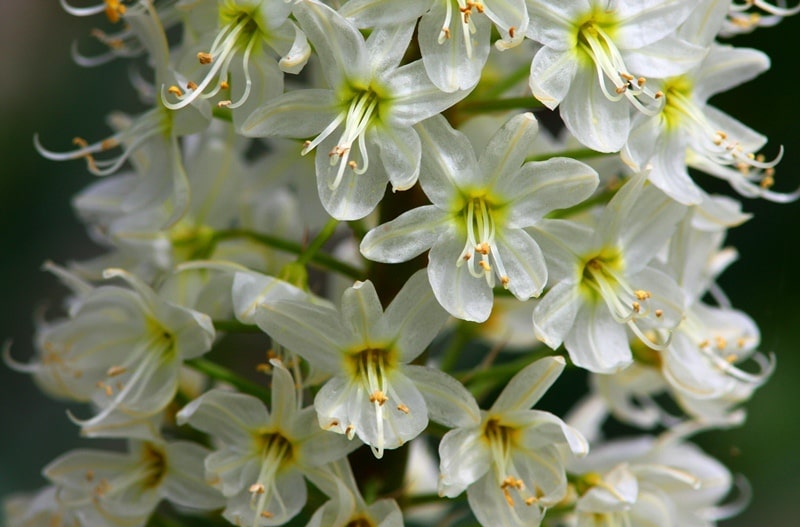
[
  {"x1": 197, "y1": 52, "x2": 213, "y2": 65},
  {"x1": 397, "y1": 404, "x2": 410, "y2": 414},
  {"x1": 167, "y1": 85, "x2": 183, "y2": 97},
  {"x1": 369, "y1": 391, "x2": 388, "y2": 406},
  {"x1": 106, "y1": 365, "x2": 126, "y2": 377},
  {"x1": 249, "y1": 483, "x2": 265, "y2": 494}
]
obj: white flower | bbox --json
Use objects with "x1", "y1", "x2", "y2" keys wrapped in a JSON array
[
  {"x1": 164, "y1": 0, "x2": 310, "y2": 131},
  {"x1": 526, "y1": 0, "x2": 704, "y2": 151},
  {"x1": 437, "y1": 356, "x2": 588, "y2": 527},
  {"x1": 242, "y1": 0, "x2": 470, "y2": 220},
  {"x1": 341, "y1": 0, "x2": 529, "y2": 92},
  {"x1": 568, "y1": 436, "x2": 738, "y2": 527},
  {"x1": 7, "y1": 266, "x2": 214, "y2": 438},
  {"x1": 623, "y1": 43, "x2": 796, "y2": 204},
  {"x1": 532, "y1": 175, "x2": 686, "y2": 373},
  {"x1": 361, "y1": 112, "x2": 598, "y2": 322},
  {"x1": 43, "y1": 439, "x2": 223, "y2": 527},
  {"x1": 177, "y1": 360, "x2": 358, "y2": 525},
  {"x1": 251, "y1": 270, "x2": 450, "y2": 458}
]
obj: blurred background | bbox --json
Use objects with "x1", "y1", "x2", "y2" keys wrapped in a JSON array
[{"x1": 0, "y1": 1, "x2": 798, "y2": 525}]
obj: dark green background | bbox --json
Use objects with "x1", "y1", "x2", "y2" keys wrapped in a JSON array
[{"x1": 0, "y1": 2, "x2": 798, "y2": 525}]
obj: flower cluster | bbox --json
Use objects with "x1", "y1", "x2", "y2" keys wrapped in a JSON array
[{"x1": 5, "y1": 0, "x2": 797, "y2": 526}]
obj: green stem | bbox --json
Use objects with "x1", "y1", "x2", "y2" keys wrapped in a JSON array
[
  {"x1": 211, "y1": 107, "x2": 233, "y2": 122},
  {"x1": 459, "y1": 96, "x2": 544, "y2": 114},
  {"x1": 212, "y1": 319, "x2": 262, "y2": 333},
  {"x1": 525, "y1": 148, "x2": 606, "y2": 163},
  {"x1": 481, "y1": 64, "x2": 531, "y2": 99},
  {"x1": 547, "y1": 186, "x2": 619, "y2": 220},
  {"x1": 439, "y1": 322, "x2": 476, "y2": 373},
  {"x1": 212, "y1": 229, "x2": 363, "y2": 280},
  {"x1": 296, "y1": 218, "x2": 339, "y2": 267},
  {"x1": 456, "y1": 348, "x2": 562, "y2": 388},
  {"x1": 185, "y1": 358, "x2": 270, "y2": 402}
]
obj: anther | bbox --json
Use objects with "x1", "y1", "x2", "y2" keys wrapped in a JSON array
[
  {"x1": 167, "y1": 85, "x2": 183, "y2": 97},
  {"x1": 85, "y1": 470, "x2": 94, "y2": 482},
  {"x1": 715, "y1": 336, "x2": 728, "y2": 349},
  {"x1": 249, "y1": 483, "x2": 265, "y2": 494},
  {"x1": 632, "y1": 301, "x2": 641, "y2": 313},
  {"x1": 220, "y1": 80, "x2": 229, "y2": 90},
  {"x1": 698, "y1": 339, "x2": 710, "y2": 348},
  {"x1": 620, "y1": 72, "x2": 634, "y2": 81},
  {"x1": 186, "y1": 81, "x2": 198, "y2": 91},
  {"x1": 442, "y1": 27, "x2": 451, "y2": 39},
  {"x1": 463, "y1": 253, "x2": 472, "y2": 261},
  {"x1": 96, "y1": 381, "x2": 113, "y2": 397},
  {"x1": 217, "y1": 100, "x2": 232, "y2": 108},
  {"x1": 654, "y1": 91, "x2": 664, "y2": 99},
  {"x1": 476, "y1": 242, "x2": 490, "y2": 255},
  {"x1": 260, "y1": 511, "x2": 274, "y2": 519},
  {"x1": 369, "y1": 390, "x2": 388, "y2": 405},
  {"x1": 508, "y1": 27, "x2": 516, "y2": 39},
  {"x1": 197, "y1": 52, "x2": 213, "y2": 65},
  {"x1": 637, "y1": 77, "x2": 646, "y2": 87},
  {"x1": 634, "y1": 290, "x2": 651, "y2": 300},
  {"x1": 106, "y1": 365, "x2": 126, "y2": 377},
  {"x1": 348, "y1": 160, "x2": 358, "y2": 170},
  {"x1": 615, "y1": 85, "x2": 627, "y2": 94},
  {"x1": 655, "y1": 309, "x2": 663, "y2": 318},
  {"x1": 397, "y1": 404, "x2": 410, "y2": 414},
  {"x1": 500, "y1": 276, "x2": 510, "y2": 287}
]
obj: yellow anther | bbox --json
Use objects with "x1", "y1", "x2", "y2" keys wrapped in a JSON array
[
  {"x1": 715, "y1": 336, "x2": 728, "y2": 349},
  {"x1": 94, "y1": 479, "x2": 111, "y2": 497},
  {"x1": 220, "y1": 80, "x2": 230, "y2": 90},
  {"x1": 101, "y1": 138, "x2": 119, "y2": 151},
  {"x1": 249, "y1": 483, "x2": 265, "y2": 494},
  {"x1": 167, "y1": 85, "x2": 183, "y2": 97},
  {"x1": 737, "y1": 338, "x2": 747, "y2": 348},
  {"x1": 654, "y1": 91, "x2": 664, "y2": 99},
  {"x1": 96, "y1": 381, "x2": 113, "y2": 397},
  {"x1": 634, "y1": 290, "x2": 651, "y2": 300},
  {"x1": 106, "y1": 365, "x2": 126, "y2": 377},
  {"x1": 655, "y1": 309, "x2": 663, "y2": 318},
  {"x1": 500, "y1": 276, "x2": 510, "y2": 287},
  {"x1": 760, "y1": 175, "x2": 775, "y2": 189},
  {"x1": 620, "y1": 72, "x2": 634, "y2": 81},
  {"x1": 726, "y1": 354, "x2": 738, "y2": 363},
  {"x1": 197, "y1": 52, "x2": 213, "y2": 65},
  {"x1": 509, "y1": 26, "x2": 516, "y2": 39},
  {"x1": 186, "y1": 81, "x2": 198, "y2": 91},
  {"x1": 85, "y1": 470, "x2": 94, "y2": 482},
  {"x1": 397, "y1": 404, "x2": 410, "y2": 414},
  {"x1": 479, "y1": 260, "x2": 492, "y2": 272},
  {"x1": 104, "y1": 0, "x2": 126, "y2": 23},
  {"x1": 698, "y1": 339, "x2": 710, "y2": 348},
  {"x1": 260, "y1": 511, "x2": 274, "y2": 518},
  {"x1": 217, "y1": 100, "x2": 232, "y2": 108},
  {"x1": 442, "y1": 27, "x2": 451, "y2": 39},
  {"x1": 632, "y1": 301, "x2": 641, "y2": 313},
  {"x1": 256, "y1": 363, "x2": 271, "y2": 374},
  {"x1": 615, "y1": 85, "x2": 627, "y2": 94},
  {"x1": 637, "y1": 77, "x2": 646, "y2": 87},
  {"x1": 476, "y1": 242, "x2": 490, "y2": 255},
  {"x1": 348, "y1": 160, "x2": 358, "y2": 170},
  {"x1": 524, "y1": 497, "x2": 537, "y2": 506},
  {"x1": 369, "y1": 390, "x2": 388, "y2": 405}
]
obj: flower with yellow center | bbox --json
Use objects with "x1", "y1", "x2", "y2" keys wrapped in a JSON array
[
  {"x1": 437, "y1": 357, "x2": 588, "y2": 527},
  {"x1": 526, "y1": 0, "x2": 704, "y2": 152},
  {"x1": 361, "y1": 113, "x2": 598, "y2": 322},
  {"x1": 251, "y1": 271, "x2": 451, "y2": 458}
]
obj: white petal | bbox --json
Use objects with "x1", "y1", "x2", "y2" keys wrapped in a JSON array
[
  {"x1": 163, "y1": 441, "x2": 224, "y2": 509},
  {"x1": 241, "y1": 89, "x2": 339, "y2": 138},
  {"x1": 341, "y1": 279, "x2": 384, "y2": 345},
  {"x1": 379, "y1": 269, "x2": 450, "y2": 362},
  {"x1": 369, "y1": 125, "x2": 421, "y2": 191},
  {"x1": 560, "y1": 68, "x2": 630, "y2": 153},
  {"x1": 532, "y1": 280, "x2": 581, "y2": 350},
  {"x1": 366, "y1": 22, "x2": 417, "y2": 74},
  {"x1": 404, "y1": 364, "x2": 481, "y2": 427},
  {"x1": 428, "y1": 229, "x2": 493, "y2": 322},
  {"x1": 564, "y1": 303, "x2": 632, "y2": 373},
  {"x1": 293, "y1": 0, "x2": 369, "y2": 87},
  {"x1": 339, "y1": 0, "x2": 430, "y2": 27},
  {"x1": 387, "y1": 61, "x2": 471, "y2": 127},
  {"x1": 694, "y1": 45, "x2": 770, "y2": 102},
  {"x1": 418, "y1": 3, "x2": 490, "y2": 92},
  {"x1": 360, "y1": 205, "x2": 450, "y2": 263},
  {"x1": 615, "y1": 0, "x2": 696, "y2": 49},
  {"x1": 438, "y1": 428, "x2": 489, "y2": 497},
  {"x1": 623, "y1": 36, "x2": 706, "y2": 78},
  {"x1": 478, "y1": 112, "x2": 539, "y2": 189},
  {"x1": 467, "y1": 469, "x2": 543, "y2": 526},
  {"x1": 529, "y1": 47, "x2": 578, "y2": 109},
  {"x1": 491, "y1": 356, "x2": 565, "y2": 413},
  {"x1": 416, "y1": 114, "x2": 478, "y2": 208},
  {"x1": 494, "y1": 229, "x2": 548, "y2": 300},
  {"x1": 176, "y1": 389, "x2": 268, "y2": 446},
  {"x1": 504, "y1": 158, "x2": 599, "y2": 226}
]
